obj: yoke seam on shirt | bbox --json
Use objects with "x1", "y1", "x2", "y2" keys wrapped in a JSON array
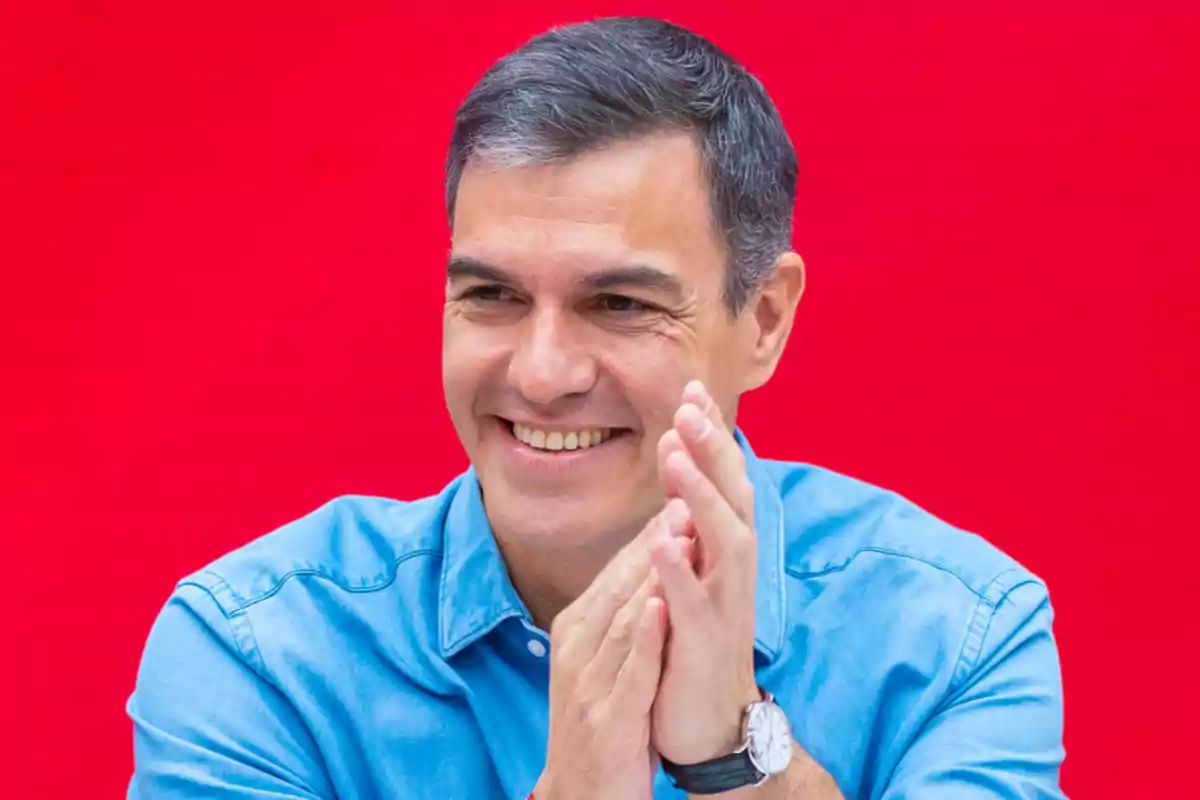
[
  {"x1": 783, "y1": 546, "x2": 994, "y2": 600},
  {"x1": 206, "y1": 548, "x2": 444, "y2": 614}
]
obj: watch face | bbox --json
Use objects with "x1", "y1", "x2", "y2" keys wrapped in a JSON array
[{"x1": 747, "y1": 701, "x2": 794, "y2": 775}]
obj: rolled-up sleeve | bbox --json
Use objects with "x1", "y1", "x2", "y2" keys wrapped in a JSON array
[
  {"x1": 127, "y1": 583, "x2": 334, "y2": 799},
  {"x1": 880, "y1": 580, "x2": 1067, "y2": 799}
]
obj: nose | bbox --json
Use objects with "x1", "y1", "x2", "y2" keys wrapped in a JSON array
[{"x1": 507, "y1": 307, "x2": 597, "y2": 406}]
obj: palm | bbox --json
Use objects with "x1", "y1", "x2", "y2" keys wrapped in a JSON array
[{"x1": 649, "y1": 569, "x2": 740, "y2": 763}]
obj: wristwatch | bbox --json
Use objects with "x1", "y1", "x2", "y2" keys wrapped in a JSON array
[{"x1": 661, "y1": 690, "x2": 795, "y2": 794}]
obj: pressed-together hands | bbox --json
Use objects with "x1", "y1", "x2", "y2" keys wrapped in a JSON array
[
  {"x1": 535, "y1": 499, "x2": 694, "y2": 799},
  {"x1": 534, "y1": 381, "x2": 765, "y2": 799},
  {"x1": 650, "y1": 383, "x2": 763, "y2": 767}
]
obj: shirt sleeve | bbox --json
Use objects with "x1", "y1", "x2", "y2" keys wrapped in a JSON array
[
  {"x1": 126, "y1": 582, "x2": 335, "y2": 799},
  {"x1": 879, "y1": 579, "x2": 1067, "y2": 799}
]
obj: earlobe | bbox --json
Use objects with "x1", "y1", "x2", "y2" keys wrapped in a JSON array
[{"x1": 743, "y1": 252, "x2": 805, "y2": 391}]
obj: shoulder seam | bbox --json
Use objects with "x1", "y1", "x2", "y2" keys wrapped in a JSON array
[
  {"x1": 947, "y1": 569, "x2": 1045, "y2": 695},
  {"x1": 783, "y1": 546, "x2": 994, "y2": 600},
  {"x1": 176, "y1": 580, "x2": 271, "y2": 682},
  {"x1": 183, "y1": 547, "x2": 443, "y2": 615}
]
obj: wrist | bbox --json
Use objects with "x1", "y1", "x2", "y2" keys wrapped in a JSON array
[
  {"x1": 713, "y1": 683, "x2": 765, "y2": 759},
  {"x1": 664, "y1": 682, "x2": 764, "y2": 765},
  {"x1": 662, "y1": 687, "x2": 799, "y2": 797}
]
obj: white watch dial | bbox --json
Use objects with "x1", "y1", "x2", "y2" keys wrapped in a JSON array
[{"x1": 747, "y1": 701, "x2": 794, "y2": 775}]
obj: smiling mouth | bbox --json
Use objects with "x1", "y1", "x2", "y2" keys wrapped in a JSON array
[{"x1": 500, "y1": 418, "x2": 632, "y2": 452}]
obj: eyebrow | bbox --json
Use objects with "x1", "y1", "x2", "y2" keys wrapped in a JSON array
[
  {"x1": 446, "y1": 256, "x2": 515, "y2": 285},
  {"x1": 446, "y1": 256, "x2": 686, "y2": 302}
]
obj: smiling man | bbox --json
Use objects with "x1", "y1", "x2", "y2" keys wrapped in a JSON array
[{"x1": 128, "y1": 16, "x2": 1067, "y2": 800}]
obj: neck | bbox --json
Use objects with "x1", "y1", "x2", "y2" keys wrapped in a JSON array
[{"x1": 492, "y1": 521, "x2": 644, "y2": 632}]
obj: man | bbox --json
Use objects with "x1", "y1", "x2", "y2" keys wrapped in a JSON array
[{"x1": 128, "y1": 16, "x2": 1066, "y2": 800}]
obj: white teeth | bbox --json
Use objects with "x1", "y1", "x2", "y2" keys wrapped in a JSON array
[{"x1": 511, "y1": 423, "x2": 616, "y2": 451}]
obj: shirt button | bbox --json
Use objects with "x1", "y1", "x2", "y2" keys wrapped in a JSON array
[{"x1": 526, "y1": 639, "x2": 547, "y2": 658}]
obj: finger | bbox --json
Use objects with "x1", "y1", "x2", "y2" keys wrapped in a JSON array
[
  {"x1": 682, "y1": 379, "x2": 733, "y2": 438},
  {"x1": 662, "y1": 447, "x2": 752, "y2": 567},
  {"x1": 679, "y1": 536, "x2": 697, "y2": 565},
  {"x1": 657, "y1": 428, "x2": 687, "y2": 497},
  {"x1": 674, "y1": 396, "x2": 754, "y2": 524},
  {"x1": 583, "y1": 500, "x2": 686, "y2": 681},
  {"x1": 652, "y1": 533, "x2": 709, "y2": 629},
  {"x1": 610, "y1": 596, "x2": 668, "y2": 714},
  {"x1": 660, "y1": 496, "x2": 693, "y2": 536},
  {"x1": 658, "y1": 429, "x2": 719, "y2": 539},
  {"x1": 584, "y1": 565, "x2": 660, "y2": 686},
  {"x1": 560, "y1": 502, "x2": 685, "y2": 658},
  {"x1": 659, "y1": 494, "x2": 701, "y2": 571},
  {"x1": 682, "y1": 380, "x2": 750, "y2": 519},
  {"x1": 656, "y1": 456, "x2": 705, "y2": 565},
  {"x1": 571, "y1": 508, "x2": 666, "y2": 627}
]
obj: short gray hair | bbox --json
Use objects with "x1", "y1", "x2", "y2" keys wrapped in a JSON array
[{"x1": 444, "y1": 16, "x2": 798, "y2": 313}]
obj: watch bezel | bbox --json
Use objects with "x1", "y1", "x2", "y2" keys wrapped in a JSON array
[{"x1": 743, "y1": 692, "x2": 794, "y2": 777}]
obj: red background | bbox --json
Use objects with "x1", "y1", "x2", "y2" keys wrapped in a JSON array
[{"x1": 3, "y1": 2, "x2": 1198, "y2": 797}]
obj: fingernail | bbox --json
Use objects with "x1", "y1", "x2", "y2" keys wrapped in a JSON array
[
  {"x1": 679, "y1": 405, "x2": 713, "y2": 439},
  {"x1": 642, "y1": 603, "x2": 658, "y2": 629},
  {"x1": 663, "y1": 538, "x2": 681, "y2": 563},
  {"x1": 663, "y1": 497, "x2": 689, "y2": 531},
  {"x1": 684, "y1": 380, "x2": 712, "y2": 409}
]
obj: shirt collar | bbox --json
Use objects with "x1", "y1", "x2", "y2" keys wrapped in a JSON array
[
  {"x1": 437, "y1": 467, "x2": 527, "y2": 658},
  {"x1": 437, "y1": 428, "x2": 787, "y2": 662}
]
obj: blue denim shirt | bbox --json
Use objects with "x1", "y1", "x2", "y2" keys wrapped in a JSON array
[{"x1": 127, "y1": 432, "x2": 1066, "y2": 798}]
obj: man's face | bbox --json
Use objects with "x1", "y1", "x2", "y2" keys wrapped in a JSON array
[{"x1": 443, "y1": 132, "x2": 766, "y2": 551}]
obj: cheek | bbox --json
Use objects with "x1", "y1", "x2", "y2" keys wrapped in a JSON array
[
  {"x1": 441, "y1": 324, "x2": 510, "y2": 400},
  {"x1": 604, "y1": 335, "x2": 697, "y2": 426}
]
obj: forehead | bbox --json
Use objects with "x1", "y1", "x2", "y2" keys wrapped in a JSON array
[{"x1": 450, "y1": 132, "x2": 725, "y2": 285}]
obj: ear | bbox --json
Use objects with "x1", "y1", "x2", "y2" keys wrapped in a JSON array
[{"x1": 740, "y1": 251, "x2": 805, "y2": 392}]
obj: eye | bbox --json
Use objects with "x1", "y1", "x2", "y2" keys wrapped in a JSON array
[
  {"x1": 595, "y1": 294, "x2": 655, "y2": 314},
  {"x1": 459, "y1": 284, "x2": 517, "y2": 303}
]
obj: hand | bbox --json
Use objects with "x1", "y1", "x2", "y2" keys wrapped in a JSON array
[
  {"x1": 534, "y1": 500, "x2": 694, "y2": 800},
  {"x1": 649, "y1": 381, "x2": 763, "y2": 767}
]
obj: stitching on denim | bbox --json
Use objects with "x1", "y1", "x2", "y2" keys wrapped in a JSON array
[
  {"x1": 784, "y1": 546, "x2": 996, "y2": 600},
  {"x1": 202, "y1": 548, "x2": 443, "y2": 614}
]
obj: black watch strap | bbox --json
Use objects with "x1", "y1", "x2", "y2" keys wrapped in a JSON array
[{"x1": 661, "y1": 750, "x2": 763, "y2": 795}]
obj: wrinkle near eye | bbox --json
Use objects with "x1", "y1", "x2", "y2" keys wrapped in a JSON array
[{"x1": 647, "y1": 307, "x2": 699, "y2": 346}]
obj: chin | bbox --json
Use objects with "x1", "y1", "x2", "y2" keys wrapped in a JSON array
[
  {"x1": 482, "y1": 478, "x2": 658, "y2": 553},
  {"x1": 467, "y1": 414, "x2": 666, "y2": 547}
]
